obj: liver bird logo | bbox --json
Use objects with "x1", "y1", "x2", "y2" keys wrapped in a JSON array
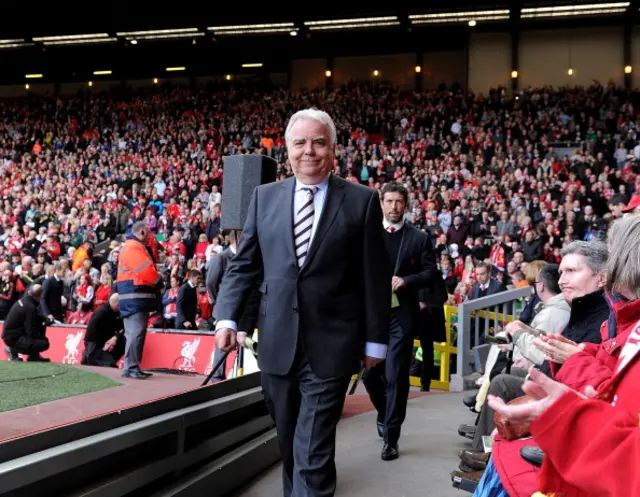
[{"x1": 178, "y1": 338, "x2": 200, "y2": 371}]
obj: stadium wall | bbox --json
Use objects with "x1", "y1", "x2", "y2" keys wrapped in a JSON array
[
  {"x1": 468, "y1": 32, "x2": 511, "y2": 95},
  {"x1": 519, "y1": 27, "x2": 624, "y2": 88}
]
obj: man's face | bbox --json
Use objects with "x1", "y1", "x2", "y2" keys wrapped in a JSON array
[
  {"x1": 192, "y1": 274, "x2": 202, "y2": 286},
  {"x1": 513, "y1": 252, "x2": 524, "y2": 264},
  {"x1": 559, "y1": 253, "x2": 602, "y2": 305},
  {"x1": 288, "y1": 118, "x2": 334, "y2": 184},
  {"x1": 610, "y1": 203, "x2": 624, "y2": 218},
  {"x1": 476, "y1": 267, "x2": 490, "y2": 285},
  {"x1": 381, "y1": 192, "x2": 406, "y2": 224}
]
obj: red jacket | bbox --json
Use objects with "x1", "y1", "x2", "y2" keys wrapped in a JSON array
[
  {"x1": 493, "y1": 294, "x2": 627, "y2": 497},
  {"x1": 531, "y1": 296, "x2": 640, "y2": 497}
]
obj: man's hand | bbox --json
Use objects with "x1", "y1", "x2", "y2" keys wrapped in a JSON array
[
  {"x1": 391, "y1": 276, "x2": 406, "y2": 292},
  {"x1": 216, "y1": 328, "x2": 237, "y2": 353},
  {"x1": 487, "y1": 367, "x2": 570, "y2": 424},
  {"x1": 103, "y1": 336, "x2": 117, "y2": 352},
  {"x1": 236, "y1": 331, "x2": 248, "y2": 347},
  {"x1": 364, "y1": 356, "x2": 383, "y2": 369},
  {"x1": 504, "y1": 320, "x2": 530, "y2": 337},
  {"x1": 533, "y1": 334, "x2": 584, "y2": 364},
  {"x1": 184, "y1": 321, "x2": 192, "y2": 329},
  {"x1": 419, "y1": 302, "x2": 426, "y2": 311}
]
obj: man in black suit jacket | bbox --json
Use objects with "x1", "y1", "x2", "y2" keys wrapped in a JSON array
[
  {"x1": 41, "y1": 262, "x2": 65, "y2": 322},
  {"x1": 471, "y1": 261, "x2": 507, "y2": 300},
  {"x1": 176, "y1": 269, "x2": 201, "y2": 329},
  {"x1": 362, "y1": 183, "x2": 438, "y2": 461},
  {"x1": 214, "y1": 109, "x2": 391, "y2": 497}
]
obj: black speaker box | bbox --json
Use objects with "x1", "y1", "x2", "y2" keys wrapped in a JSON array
[{"x1": 220, "y1": 155, "x2": 278, "y2": 230}]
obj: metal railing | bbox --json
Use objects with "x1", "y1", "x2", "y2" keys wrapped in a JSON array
[{"x1": 449, "y1": 286, "x2": 533, "y2": 392}]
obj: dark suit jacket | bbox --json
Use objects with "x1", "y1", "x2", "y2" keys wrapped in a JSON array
[
  {"x1": 206, "y1": 247, "x2": 261, "y2": 333},
  {"x1": 471, "y1": 279, "x2": 506, "y2": 300},
  {"x1": 41, "y1": 276, "x2": 64, "y2": 320},
  {"x1": 390, "y1": 224, "x2": 438, "y2": 337},
  {"x1": 214, "y1": 173, "x2": 391, "y2": 378},
  {"x1": 176, "y1": 282, "x2": 198, "y2": 329}
]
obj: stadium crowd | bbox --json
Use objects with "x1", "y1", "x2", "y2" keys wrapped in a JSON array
[
  {"x1": 0, "y1": 80, "x2": 638, "y2": 330},
  {"x1": 0, "y1": 78, "x2": 639, "y2": 495}
]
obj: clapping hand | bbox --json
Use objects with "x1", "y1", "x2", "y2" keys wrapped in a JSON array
[{"x1": 533, "y1": 334, "x2": 584, "y2": 364}]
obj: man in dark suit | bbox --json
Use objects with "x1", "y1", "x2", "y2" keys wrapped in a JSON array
[
  {"x1": 176, "y1": 269, "x2": 201, "y2": 329},
  {"x1": 214, "y1": 109, "x2": 391, "y2": 497},
  {"x1": 471, "y1": 261, "x2": 506, "y2": 300},
  {"x1": 206, "y1": 231, "x2": 260, "y2": 382},
  {"x1": 362, "y1": 183, "x2": 438, "y2": 461},
  {"x1": 41, "y1": 262, "x2": 65, "y2": 323}
]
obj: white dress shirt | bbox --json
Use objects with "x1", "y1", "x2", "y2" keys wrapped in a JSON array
[
  {"x1": 383, "y1": 219, "x2": 405, "y2": 233},
  {"x1": 217, "y1": 175, "x2": 386, "y2": 360}
]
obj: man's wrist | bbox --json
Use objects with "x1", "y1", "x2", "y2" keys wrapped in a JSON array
[{"x1": 215, "y1": 319, "x2": 238, "y2": 332}]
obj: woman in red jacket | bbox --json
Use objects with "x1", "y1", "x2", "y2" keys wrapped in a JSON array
[
  {"x1": 93, "y1": 274, "x2": 113, "y2": 310},
  {"x1": 484, "y1": 215, "x2": 640, "y2": 497}
]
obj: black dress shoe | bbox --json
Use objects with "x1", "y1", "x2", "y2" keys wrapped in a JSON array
[
  {"x1": 463, "y1": 395, "x2": 476, "y2": 408},
  {"x1": 458, "y1": 424, "x2": 476, "y2": 440},
  {"x1": 4, "y1": 347, "x2": 22, "y2": 361},
  {"x1": 376, "y1": 422, "x2": 384, "y2": 438},
  {"x1": 381, "y1": 443, "x2": 399, "y2": 461},
  {"x1": 420, "y1": 385, "x2": 430, "y2": 392},
  {"x1": 520, "y1": 446, "x2": 544, "y2": 467},
  {"x1": 122, "y1": 370, "x2": 149, "y2": 380},
  {"x1": 138, "y1": 370, "x2": 153, "y2": 377}
]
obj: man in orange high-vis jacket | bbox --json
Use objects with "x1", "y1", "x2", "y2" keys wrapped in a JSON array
[{"x1": 117, "y1": 221, "x2": 162, "y2": 380}]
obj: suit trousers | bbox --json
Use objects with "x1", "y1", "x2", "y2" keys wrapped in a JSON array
[
  {"x1": 122, "y1": 312, "x2": 149, "y2": 374},
  {"x1": 261, "y1": 340, "x2": 351, "y2": 497},
  {"x1": 363, "y1": 311, "x2": 413, "y2": 445},
  {"x1": 472, "y1": 368, "x2": 528, "y2": 451}
]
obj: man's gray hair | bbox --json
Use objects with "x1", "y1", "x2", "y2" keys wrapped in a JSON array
[
  {"x1": 560, "y1": 240, "x2": 608, "y2": 274},
  {"x1": 607, "y1": 215, "x2": 640, "y2": 297},
  {"x1": 285, "y1": 109, "x2": 337, "y2": 149}
]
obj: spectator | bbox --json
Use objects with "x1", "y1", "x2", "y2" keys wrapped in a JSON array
[
  {"x1": 176, "y1": 269, "x2": 201, "y2": 330},
  {"x1": 1, "y1": 284, "x2": 49, "y2": 362},
  {"x1": 82, "y1": 294, "x2": 125, "y2": 368},
  {"x1": 471, "y1": 262, "x2": 506, "y2": 300},
  {"x1": 459, "y1": 240, "x2": 609, "y2": 469}
]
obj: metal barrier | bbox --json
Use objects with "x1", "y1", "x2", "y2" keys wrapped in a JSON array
[{"x1": 449, "y1": 287, "x2": 533, "y2": 392}]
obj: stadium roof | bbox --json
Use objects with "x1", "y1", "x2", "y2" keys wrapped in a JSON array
[{"x1": 0, "y1": 1, "x2": 636, "y2": 85}]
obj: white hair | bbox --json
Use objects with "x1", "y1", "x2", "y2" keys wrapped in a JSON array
[{"x1": 285, "y1": 108, "x2": 337, "y2": 149}]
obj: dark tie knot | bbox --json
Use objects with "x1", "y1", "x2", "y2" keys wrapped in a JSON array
[{"x1": 302, "y1": 186, "x2": 318, "y2": 196}]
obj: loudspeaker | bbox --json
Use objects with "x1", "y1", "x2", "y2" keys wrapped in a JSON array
[{"x1": 220, "y1": 155, "x2": 278, "y2": 230}]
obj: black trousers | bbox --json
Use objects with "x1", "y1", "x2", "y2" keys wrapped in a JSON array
[
  {"x1": 82, "y1": 338, "x2": 126, "y2": 367},
  {"x1": 363, "y1": 312, "x2": 413, "y2": 445},
  {"x1": 261, "y1": 341, "x2": 351, "y2": 497},
  {"x1": 4, "y1": 335, "x2": 49, "y2": 357}
]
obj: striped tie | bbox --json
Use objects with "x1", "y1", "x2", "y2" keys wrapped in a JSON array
[{"x1": 294, "y1": 186, "x2": 318, "y2": 268}]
